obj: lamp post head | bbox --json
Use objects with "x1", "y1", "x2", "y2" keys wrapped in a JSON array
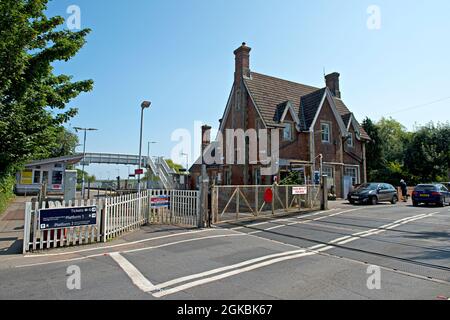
[
  {"x1": 141, "y1": 101, "x2": 151, "y2": 109},
  {"x1": 73, "y1": 127, "x2": 98, "y2": 132}
]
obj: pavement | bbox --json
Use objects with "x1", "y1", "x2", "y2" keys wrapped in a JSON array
[
  {"x1": 0, "y1": 197, "x2": 30, "y2": 256},
  {"x1": 0, "y1": 200, "x2": 449, "y2": 300}
]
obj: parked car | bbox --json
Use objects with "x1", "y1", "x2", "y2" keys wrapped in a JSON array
[
  {"x1": 412, "y1": 184, "x2": 450, "y2": 207},
  {"x1": 348, "y1": 183, "x2": 398, "y2": 205}
]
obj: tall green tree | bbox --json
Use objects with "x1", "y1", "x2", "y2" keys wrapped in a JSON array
[
  {"x1": 404, "y1": 122, "x2": 450, "y2": 183},
  {"x1": 362, "y1": 117, "x2": 384, "y2": 181},
  {"x1": 0, "y1": 0, "x2": 93, "y2": 178},
  {"x1": 377, "y1": 117, "x2": 410, "y2": 164}
]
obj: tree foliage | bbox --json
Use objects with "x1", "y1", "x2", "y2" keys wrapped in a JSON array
[
  {"x1": 0, "y1": 0, "x2": 93, "y2": 178},
  {"x1": 364, "y1": 117, "x2": 450, "y2": 186},
  {"x1": 166, "y1": 159, "x2": 184, "y2": 173},
  {"x1": 362, "y1": 117, "x2": 384, "y2": 179}
]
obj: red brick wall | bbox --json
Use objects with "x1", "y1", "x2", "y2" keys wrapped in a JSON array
[{"x1": 313, "y1": 99, "x2": 341, "y2": 164}]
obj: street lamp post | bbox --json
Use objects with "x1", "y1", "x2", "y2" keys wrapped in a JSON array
[
  {"x1": 138, "y1": 101, "x2": 151, "y2": 195},
  {"x1": 74, "y1": 127, "x2": 98, "y2": 199}
]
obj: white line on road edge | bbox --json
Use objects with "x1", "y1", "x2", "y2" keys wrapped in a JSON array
[
  {"x1": 151, "y1": 212, "x2": 437, "y2": 298},
  {"x1": 22, "y1": 228, "x2": 220, "y2": 258},
  {"x1": 16, "y1": 233, "x2": 245, "y2": 268},
  {"x1": 109, "y1": 252, "x2": 159, "y2": 293},
  {"x1": 122, "y1": 234, "x2": 244, "y2": 254},
  {"x1": 230, "y1": 209, "x2": 337, "y2": 231},
  {"x1": 247, "y1": 208, "x2": 361, "y2": 235}
]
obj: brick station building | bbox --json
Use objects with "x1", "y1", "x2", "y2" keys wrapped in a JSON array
[{"x1": 190, "y1": 43, "x2": 370, "y2": 198}]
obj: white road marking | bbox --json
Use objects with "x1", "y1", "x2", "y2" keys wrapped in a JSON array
[
  {"x1": 155, "y1": 248, "x2": 309, "y2": 289},
  {"x1": 230, "y1": 209, "x2": 336, "y2": 231},
  {"x1": 109, "y1": 252, "x2": 159, "y2": 293},
  {"x1": 16, "y1": 233, "x2": 244, "y2": 268},
  {"x1": 22, "y1": 228, "x2": 219, "y2": 258},
  {"x1": 151, "y1": 212, "x2": 437, "y2": 298},
  {"x1": 247, "y1": 208, "x2": 361, "y2": 235},
  {"x1": 123, "y1": 234, "x2": 244, "y2": 254},
  {"x1": 152, "y1": 251, "x2": 319, "y2": 298}
]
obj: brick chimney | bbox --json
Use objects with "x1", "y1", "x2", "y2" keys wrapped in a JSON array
[
  {"x1": 201, "y1": 125, "x2": 212, "y2": 154},
  {"x1": 325, "y1": 72, "x2": 341, "y2": 99},
  {"x1": 234, "y1": 42, "x2": 251, "y2": 84}
]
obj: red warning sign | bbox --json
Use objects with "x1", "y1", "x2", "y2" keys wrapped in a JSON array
[{"x1": 264, "y1": 188, "x2": 273, "y2": 203}]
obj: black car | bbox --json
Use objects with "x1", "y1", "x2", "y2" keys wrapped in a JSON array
[
  {"x1": 348, "y1": 183, "x2": 398, "y2": 205},
  {"x1": 412, "y1": 184, "x2": 450, "y2": 207}
]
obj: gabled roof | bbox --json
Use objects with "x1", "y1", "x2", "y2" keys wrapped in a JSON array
[
  {"x1": 273, "y1": 101, "x2": 300, "y2": 125},
  {"x1": 298, "y1": 88, "x2": 327, "y2": 131},
  {"x1": 243, "y1": 72, "x2": 370, "y2": 140}
]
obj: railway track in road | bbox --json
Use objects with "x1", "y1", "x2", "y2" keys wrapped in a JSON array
[{"x1": 225, "y1": 211, "x2": 450, "y2": 284}]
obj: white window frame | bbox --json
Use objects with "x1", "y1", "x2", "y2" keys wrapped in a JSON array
[
  {"x1": 282, "y1": 122, "x2": 293, "y2": 141},
  {"x1": 344, "y1": 166, "x2": 359, "y2": 185},
  {"x1": 347, "y1": 132, "x2": 354, "y2": 147},
  {"x1": 33, "y1": 170, "x2": 41, "y2": 184},
  {"x1": 321, "y1": 122, "x2": 331, "y2": 143}
]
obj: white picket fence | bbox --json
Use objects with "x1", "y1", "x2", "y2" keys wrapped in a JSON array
[
  {"x1": 23, "y1": 189, "x2": 200, "y2": 253},
  {"x1": 103, "y1": 192, "x2": 148, "y2": 241}
]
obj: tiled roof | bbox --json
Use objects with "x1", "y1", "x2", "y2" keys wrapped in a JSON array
[{"x1": 244, "y1": 72, "x2": 370, "y2": 140}]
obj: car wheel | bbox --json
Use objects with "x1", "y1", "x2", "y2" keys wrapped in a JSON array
[
  {"x1": 349, "y1": 200, "x2": 355, "y2": 205},
  {"x1": 391, "y1": 196, "x2": 398, "y2": 204},
  {"x1": 413, "y1": 201, "x2": 419, "y2": 207},
  {"x1": 438, "y1": 201, "x2": 445, "y2": 207},
  {"x1": 370, "y1": 196, "x2": 378, "y2": 205}
]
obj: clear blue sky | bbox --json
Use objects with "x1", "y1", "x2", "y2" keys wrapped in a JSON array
[{"x1": 46, "y1": 0, "x2": 450, "y2": 179}]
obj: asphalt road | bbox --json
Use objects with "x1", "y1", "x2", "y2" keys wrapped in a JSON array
[{"x1": 0, "y1": 201, "x2": 449, "y2": 300}]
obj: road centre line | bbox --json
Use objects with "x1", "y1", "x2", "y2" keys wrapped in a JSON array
[{"x1": 148, "y1": 212, "x2": 437, "y2": 297}]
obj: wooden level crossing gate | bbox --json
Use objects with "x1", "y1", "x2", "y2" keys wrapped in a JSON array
[
  {"x1": 211, "y1": 185, "x2": 321, "y2": 224},
  {"x1": 23, "y1": 189, "x2": 200, "y2": 253}
]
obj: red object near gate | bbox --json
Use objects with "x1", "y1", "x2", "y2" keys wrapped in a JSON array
[{"x1": 264, "y1": 188, "x2": 273, "y2": 203}]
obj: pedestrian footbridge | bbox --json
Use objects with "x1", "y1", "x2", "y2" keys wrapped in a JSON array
[{"x1": 79, "y1": 153, "x2": 177, "y2": 190}]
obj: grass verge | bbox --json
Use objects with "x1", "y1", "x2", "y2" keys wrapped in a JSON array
[{"x1": 0, "y1": 175, "x2": 15, "y2": 217}]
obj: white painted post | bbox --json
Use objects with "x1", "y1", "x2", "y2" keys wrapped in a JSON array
[
  {"x1": 102, "y1": 197, "x2": 108, "y2": 242},
  {"x1": 23, "y1": 202, "x2": 32, "y2": 254}
]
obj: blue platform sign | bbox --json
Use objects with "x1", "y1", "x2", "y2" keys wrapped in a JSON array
[{"x1": 39, "y1": 206, "x2": 97, "y2": 230}]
